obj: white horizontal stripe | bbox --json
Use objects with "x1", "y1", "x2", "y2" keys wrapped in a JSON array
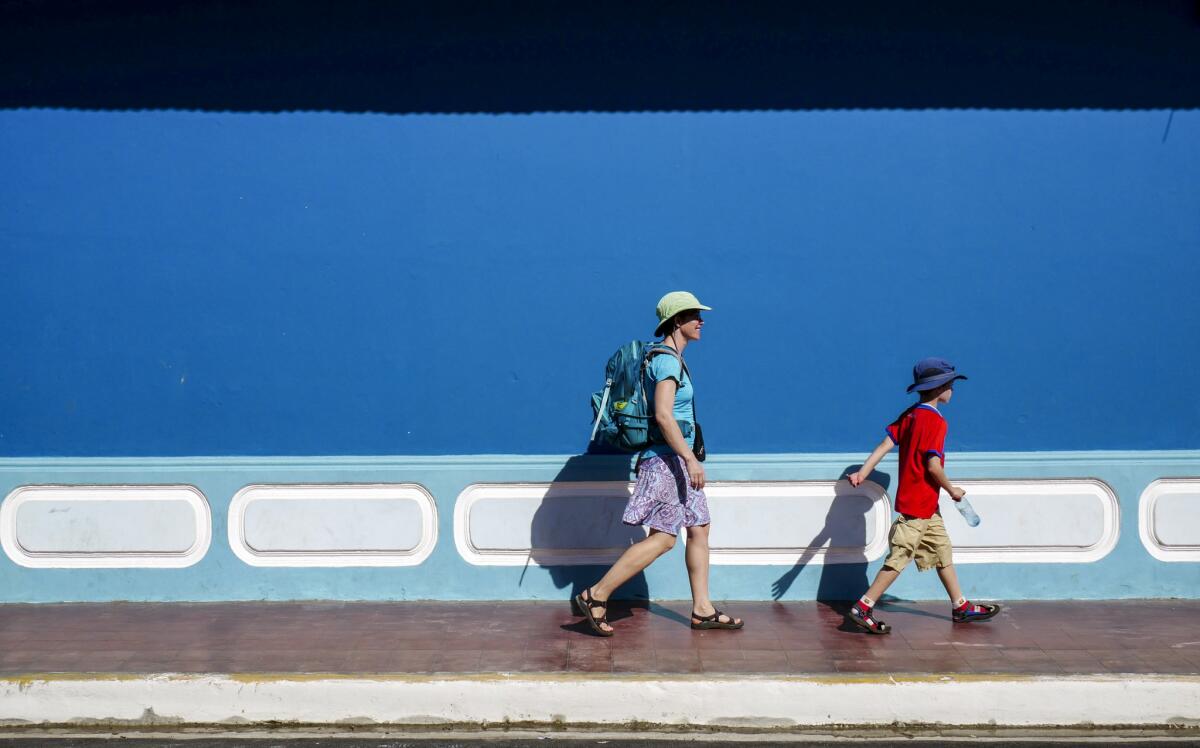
[{"x1": 0, "y1": 674, "x2": 1194, "y2": 728}]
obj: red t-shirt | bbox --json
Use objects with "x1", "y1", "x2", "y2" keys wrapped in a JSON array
[{"x1": 885, "y1": 404, "x2": 948, "y2": 519}]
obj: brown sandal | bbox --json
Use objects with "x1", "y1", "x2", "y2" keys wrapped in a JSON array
[
  {"x1": 691, "y1": 609, "x2": 744, "y2": 630},
  {"x1": 574, "y1": 588, "x2": 614, "y2": 637}
]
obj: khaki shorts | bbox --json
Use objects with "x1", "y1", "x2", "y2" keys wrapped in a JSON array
[{"x1": 883, "y1": 514, "x2": 953, "y2": 572}]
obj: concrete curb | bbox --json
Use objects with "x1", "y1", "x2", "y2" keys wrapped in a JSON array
[{"x1": 0, "y1": 673, "x2": 1198, "y2": 729}]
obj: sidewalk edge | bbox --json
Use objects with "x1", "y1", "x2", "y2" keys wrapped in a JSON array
[{"x1": 1, "y1": 672, "x2": 1198, "y2": 729}]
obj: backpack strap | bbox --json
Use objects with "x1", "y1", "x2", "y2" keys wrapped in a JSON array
[
  {"x1": 643, "y1": 343, "x2": 688, "y2": 375},
  {"x1": 639, "y1": 343, "x2": 696, "y2": 434},
  {"x1": 641, "y1": 344, "x2": 688, "y2": 385}
]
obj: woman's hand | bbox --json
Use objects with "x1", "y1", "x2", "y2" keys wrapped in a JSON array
[
  {"x1": 847, "y1": 470, "x2": 867, "y2": 487},
  {"x1": 686, "y1": 456, "x2": 706, "y2": 490}
]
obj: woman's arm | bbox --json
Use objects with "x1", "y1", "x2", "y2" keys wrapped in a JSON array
[
  {"x1": 654, "y1": 378, "x2": 705, "y2": 489},
  {"x1": 847, "y1": 436, "x2": 895, "y2": 486}
]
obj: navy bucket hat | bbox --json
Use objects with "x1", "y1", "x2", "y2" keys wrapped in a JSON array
[{"x1": 906, "y1": 357, "x2": 968, "y2": 393}]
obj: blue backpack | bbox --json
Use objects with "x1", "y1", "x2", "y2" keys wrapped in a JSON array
[{"x1": 589, "y1": 341, "x2": 688, "y2": 453}]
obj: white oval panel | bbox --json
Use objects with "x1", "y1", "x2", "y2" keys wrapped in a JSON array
[
  {"x1": 228, "y1": 484, "x2": 437, "y2": 567},
  {"x1": 453, "y1": 481, "x2": 890, "y2": 566},
  {"x1": 704, "y1": 481, "x2": 891, "y2": 565},
  {"x1": 455, "y1": 482, "x2": 646, "y2": 566},
  {"x1": 939, "y1": 479, "x2": 1119, "y2": 563},
  {"x1": 1138, "y1": 479, "x2": 1200, "y2": 562},
  {"x1": 0, "y1": 485, "x2": 211, "y2": 568}
]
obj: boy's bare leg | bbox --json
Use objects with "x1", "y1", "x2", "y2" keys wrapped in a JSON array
[
  {"x1": 936, "y1": 564, "x2": 964, "y2": 603},
  {"x1": 862, "y1": 567, "x2": 901, "y2": 604}
]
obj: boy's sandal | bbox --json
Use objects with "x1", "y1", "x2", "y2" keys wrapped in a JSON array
[
  {"x1": 953, "y1": 602, "x2": 1001, "y2": 624},
  {"x1": 574, "y1": 588, "x2": 614, "y2": 637},
  {"x1": 691, "y1": 609, "x2": 744, "y2": 630},
  {"x1": 848, "y1": 605, "x2": 891, "y2": 635}
]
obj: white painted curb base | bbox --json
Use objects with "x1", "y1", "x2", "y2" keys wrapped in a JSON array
[{"x1": 1, "y1": 674, "x2": 1198, "y2": 728}]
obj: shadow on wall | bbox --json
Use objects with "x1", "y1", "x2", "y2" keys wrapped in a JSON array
[
  {"x1": 531, "y1": 455, "x2": 897, "y2": 613},
  {"x1": 528, "y1": 454, "x2": 649, "y2": 620},
  {"x1": 2, "y1": 1, "x2": 1199, "y2": 112},
  {"x1": 770, "y1": 465, "x2": 893, "y2": 614}
]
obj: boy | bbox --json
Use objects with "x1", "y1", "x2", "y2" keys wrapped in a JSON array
[{"x1": 845, "y1": 357, "x2": 1000, "y2": 634}]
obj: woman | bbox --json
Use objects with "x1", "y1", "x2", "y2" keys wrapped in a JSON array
[{"x1": 575, "y1": 291, "x2": 744, "y2": 636}]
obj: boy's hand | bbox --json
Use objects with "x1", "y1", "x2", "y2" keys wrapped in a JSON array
[
  {"x1": 949, "y1": 486, "x2": 967, "y2": 501},
  {"x1": 847, "y1": 471, "x2": 866, "y2": 487}
]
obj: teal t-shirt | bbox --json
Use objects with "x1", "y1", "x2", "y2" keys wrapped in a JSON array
[{"x1": 642, "y1": 350, "x2": 695, "y2": 458}]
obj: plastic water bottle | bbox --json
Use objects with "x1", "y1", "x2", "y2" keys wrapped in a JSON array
[{"x1": 955, "y1": 496, "x2": 981, "y2": 527}]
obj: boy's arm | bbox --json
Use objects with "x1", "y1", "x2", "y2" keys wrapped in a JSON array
[
  {"x1": 925, "y1": 455, "x2": 966, "y2": 500},
  {"x1": 847, "y1": 436, "x2": 895, "y2": 486}
]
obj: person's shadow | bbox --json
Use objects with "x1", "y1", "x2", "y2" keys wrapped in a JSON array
[
  {"x1": 529, "y1": 453, "x2": 671, "y2": 634},
  {"x1": 770, "y1": 466, "x2": 892, "y2": 626}
]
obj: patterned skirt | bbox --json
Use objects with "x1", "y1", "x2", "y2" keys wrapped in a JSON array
[{"x1": 621, "y1": 453, "x2": 711, "y2": 536}]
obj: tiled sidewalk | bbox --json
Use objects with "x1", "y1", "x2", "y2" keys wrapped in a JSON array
[{"x1": 0, "y1": 599, "x2": 1197, "y2": 677}]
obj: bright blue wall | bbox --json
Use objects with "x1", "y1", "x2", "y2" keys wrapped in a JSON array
[{"x1": 2, "y1": 108, "x2": 1199, "y2": 456}]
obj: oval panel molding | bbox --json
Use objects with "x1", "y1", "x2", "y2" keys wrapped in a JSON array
[
  {"x1": 0, "y1": 484, "x2": 211, "y2": 568},
  {"x1": 1138, "y1": 478, "x2": 1200, "y2": 562},
  {"x1": 940, "y1": 479, "x2": 1119, "y2": 564},
  {"x1": 455, "y1": 481, "x2": 644, "y2": 566},
  {"x1": 704, "y1": 481, "x2": 892, "y2": 565},
  {"x1": 454, "y1": 480, "x2": 891, "y2": 566},
  {"x1": 228, "y1": 484, "x2": 437, "y2": 567}
]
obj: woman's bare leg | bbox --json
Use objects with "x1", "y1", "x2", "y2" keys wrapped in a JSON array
[
  {"x1": 685, "y1": 524, "x2": 741, "y2": 626},
  {"x1": 586, "y1": 530, "x2": 676, "y2": 633}
]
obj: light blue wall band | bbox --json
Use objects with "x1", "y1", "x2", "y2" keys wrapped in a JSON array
[{"x1": 0, "y1": 450, "x2": 1196, "y2": 603}]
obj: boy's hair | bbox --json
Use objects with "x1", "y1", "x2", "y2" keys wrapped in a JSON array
[
  {"x1": 891, "y1": 382, "x2": 953, "y2": 424},
  {"x1": 918, "y1": 382, "x2": 952, "y2": 403}
]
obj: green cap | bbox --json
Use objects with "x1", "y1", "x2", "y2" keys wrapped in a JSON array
[{"x1": 655, "y1": 291, "x2": 712, "y2": 336}]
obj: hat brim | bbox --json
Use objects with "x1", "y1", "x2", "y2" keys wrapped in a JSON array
[
  {"x1": 654, "y1": 305, "x2": 712, "y2": 337},
  {"x1": 906, "y1": 372, "x2": 967, "y2": 393}
]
